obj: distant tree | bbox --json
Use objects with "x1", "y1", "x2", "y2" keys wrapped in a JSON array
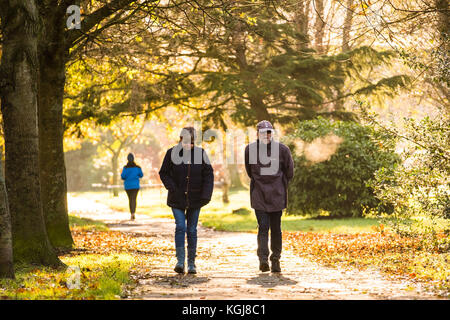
[
  {"x1": 80, "y1": 116, "x2": 146, "y2": 196},
  {"x1": 65, "y1": 141, "x2": 110, "y2": 191},
  {"x1": 131, "y1": 0, "x2": 410, "y2": 127},
  {"x1": 352, "y1": 0, "x2": 449, "y2": 113},
  {"x1": 341, "y1": 0, "x2": 354, "y2": 52},
  {"x1": 63, "y1": 1, "x2": 411, "y2": 130},
  {"x1": 313, "y1": 0, "x2": 326, "y2": 54}
]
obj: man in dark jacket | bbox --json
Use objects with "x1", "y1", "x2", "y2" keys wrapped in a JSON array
[
  {"x1": 159, "y1": 127, "x2": 214, "y2": 274},
  {"x1": 244, "y1": 120, "x2": 294, "y2": 272}
]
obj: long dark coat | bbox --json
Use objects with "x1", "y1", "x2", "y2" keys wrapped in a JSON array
[
  {"x1": 244, "y1": 140, "x2": 294, "y2": 212},
  {"x1": 159, "y1": 144, "x2": 214, "y2": 209}
]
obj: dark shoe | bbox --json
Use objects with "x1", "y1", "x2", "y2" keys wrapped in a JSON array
[
  {"x1": 130, "y1": 213, "x2": 135, "y2": 221},
  {"x1": 174, "y1": 264, "x2": 184, "y2": 274},
  {"x1": 174, "y1": 247, "x2": 185, "y2": 274},
  {"x1": 271, "y1": 260, "x2": 281, "y2": 273},
  {"x1": 259, "y1": 261, "x2": 270, "y2": 272},
  {"x1": 187, "y1": 248, "x2": 197, "y2": 274},
  {"x1": 187, "y1": 264, "x2": 197, "y2": 274}
]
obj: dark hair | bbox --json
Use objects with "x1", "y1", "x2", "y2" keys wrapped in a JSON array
[
  {"x1": 179, "y1": 126, "x2": 196, "y2": 144},
  {"x1": 125, "y1": 161, "x2": 140, "y2": 168}
]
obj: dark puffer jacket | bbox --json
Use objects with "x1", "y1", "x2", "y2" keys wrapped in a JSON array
[{"x1": 159, "y1": 144, "x2": 214, "y2": 209}]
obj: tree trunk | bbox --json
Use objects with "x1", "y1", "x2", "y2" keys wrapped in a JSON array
[
  {"x1": 342, "y1": 0, "x2": 354, "y2": 52},
  {"x1": 335, "y1": 0, "x2": 355, "y2": 111},
  {"x1": 231, "y1": 20, "x2": 272, "y2": 122},
  {"x1": 38, "y1": 18, "x2": 74, "y2": 248},
  {"x1": 435, "y1": 0, "x2": 449, "y2": 114},
  {"x1": 248, "y1": 95, "x2": 272, "y2": 122},
  {"x1": 0, "y1": 150, "x2": 14, "y2": 278},
  {"x1": 222, "y1": 183, "x2": 230, "y2": 204},
  {"x1": 112, "y1": 152, "x2": 120, "y2": 197},
  {"x1": 228, "y1": 163, "x2": 244, "y2": 189},
  {"x1": 0, "y1": 0, "x2": 63, "y2": 267},
  {"x1": 314, "y1": 0, "x2": 325, "y2": 54},
  {"x1": 294, "y1": 0, "x2": 310, "y2": 50},
  {"x1": 221, "y1": 170, "x2": 230, "y2": 204},
  {"x1": 435, "y1": 0, "x2": 449, "y2": 38}
]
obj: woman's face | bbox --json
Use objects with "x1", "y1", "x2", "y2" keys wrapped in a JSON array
[{"x1": 181, "y1": 137, "x2": 193, "y2": 150}]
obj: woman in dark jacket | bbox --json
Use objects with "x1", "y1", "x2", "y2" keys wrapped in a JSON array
[
  {"x1": 121, "y1": 153, "x2": 144, "y2": 221},
  {"x1": 158, "y1": 127, "x2": 214, "y2": 274}
]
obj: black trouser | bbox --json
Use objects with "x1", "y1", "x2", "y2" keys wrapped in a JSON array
[
  {"x1": 255, "y1": 210, "x2": 282, "y2": 262},
  {"x1": 125, "y1": 188, "x2": 139, "y2": 214}
]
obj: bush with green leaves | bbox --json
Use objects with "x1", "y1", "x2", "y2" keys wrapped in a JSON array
[
  {"x1": 366, "y1": 117, "x2": 450, "y2": 234},
  {"x1": 285, "y1": 117, "x2": 400, "y2": 217},
  {"x1": 365, "y1": 114, "x2": 450, "y2": 247}
]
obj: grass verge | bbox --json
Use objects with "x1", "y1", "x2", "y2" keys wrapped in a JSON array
[{"x1": 0, "y1": 217, "x2": 133, "y2": 300}]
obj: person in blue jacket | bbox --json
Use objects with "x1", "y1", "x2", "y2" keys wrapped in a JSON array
[{"x1": 121, "y1": 153, "x2": 143, "y2": 220}]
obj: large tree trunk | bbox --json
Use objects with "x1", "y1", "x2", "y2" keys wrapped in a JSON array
[
  {"x1": 37, "y1": 8, "x2": 74, "y2": 249},
  {"x1": 0, "y1": 150, "x2": 14, "y2": 278},
  {"x1": 0, "y1": 0, "x2": 63, "y2": 267}
]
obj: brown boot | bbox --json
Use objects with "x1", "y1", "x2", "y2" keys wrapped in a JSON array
[
  {"x1": 131, "y1": 213, "x2": 135, "y2": 221},
  {"x1": 271, "y1": 260, "x2": 281, "y2": 273},
  {"x1": 259, "y1": 261, "x2": 270, "y2": 272}
]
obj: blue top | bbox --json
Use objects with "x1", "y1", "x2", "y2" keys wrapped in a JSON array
[{"x1": 121, "y1": 166, "x2": 143, "y2": 190}]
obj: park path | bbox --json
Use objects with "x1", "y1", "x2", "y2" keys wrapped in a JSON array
[{"x1": 68, "y1": 194, "x2": 441, "y2": 300}]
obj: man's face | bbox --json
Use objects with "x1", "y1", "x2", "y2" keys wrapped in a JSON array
[{"x1": 258, "y1": 130, "x2": 272, "y2": 144}]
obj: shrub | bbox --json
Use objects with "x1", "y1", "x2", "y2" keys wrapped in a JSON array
[
  {"x1": 285, "y1": 117, "x2": 399, "y2": 217},
  {"x1": 365, "y1": 115, "x2": 450, "y2": 246}
]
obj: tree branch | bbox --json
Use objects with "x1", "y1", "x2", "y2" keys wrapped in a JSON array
[{"x1": 65, "y1": 0, "x2": 159, "y2": 50}]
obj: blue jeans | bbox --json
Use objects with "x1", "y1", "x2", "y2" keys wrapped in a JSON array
[
  {"x1": 172, "y1": 207, "x2": 201, "y2": 250},
  {"x1": 255, "y1": 210, "x2": 282, "y2": 262}
]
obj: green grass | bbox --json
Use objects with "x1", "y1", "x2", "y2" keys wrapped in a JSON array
[
  {"x1": 199, "y1": 209, "x2": 380, "y2": 233},
  {"x1": 70, "y1": 189, "x2": 381, "y2": 233},
  {"x1": 63, "y1": 254, "x2": 133, "y2": 299},
  {"x1": 69, "y1": 215, "x2": 109, "y2": 231},
  {"x1": 0, "y1": 253, "x2": 134, "y2": 300},
  {"x1": 0, "y1": 216, "x2": 133, "y2": 300}
]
